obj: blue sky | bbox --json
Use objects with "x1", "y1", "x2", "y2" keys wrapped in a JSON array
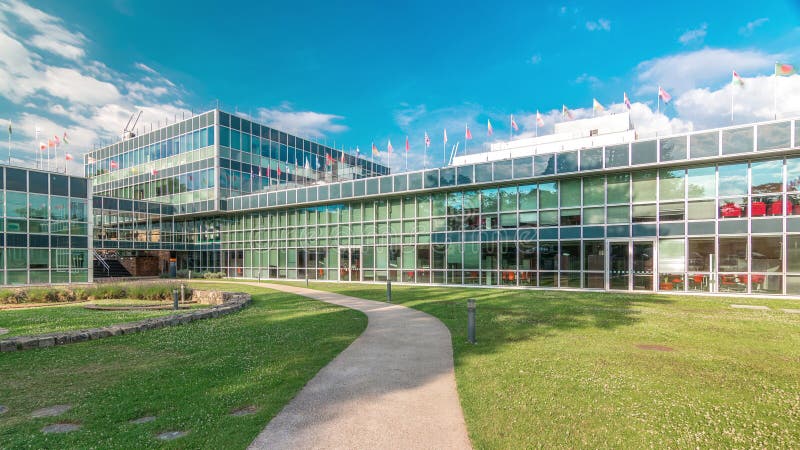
[{"x1": 1, "y1": 0, "x2": 800, "y2": 173}]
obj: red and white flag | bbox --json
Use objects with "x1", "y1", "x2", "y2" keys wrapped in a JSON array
[
  {"x1": 658, "y1": 86, "x2": 672, "y2": 103},
  {"x1": 561, "y1": 105, "x2": 573, "y2": 120},
  {"x1": 465, "y1": 124, "x2": 472, "y2": 140},
  {"x1": 387, "y1": 139, "x2": 393, "y2": 154},
  {"x1": 340, "y1": 151, "x2": 345, "y2": 163},
  {"x1": 623, "y1": 92, "x2": 632, "y2": 110},
  {"x1": 39, "y1": 141, "x2": 46, "y2": 151},
  {"x1": 732, "y1": 70, "x2": 745, "y2": 87},
  {"x1": 110, "y1": 160, "x2": 118, "y2": 169},
  {"x1": 510, "y1": 115, "x2": 519, "y2": 131},
  {"x1": 53, "y1": 135, "x2": 60, "y2": 145},
  {"x1": 65, "y1": 153, "x2": 73, "y2": 161},
  {"x1": 405, "y1": 136, "x2": 409, "y2": 152},
  {"x1": 151, "y1": 168, "x2": 158, "y2": 176},
  {"x1": 48, "y1": 139, "x2": 55, "y2": 148},
  {"x1": 487, "y1": 119, "x2": 493, "y2": 136},
  {"x1": 536, "y1": 110, "x2": 545, "y2": 126},
  {"x1": 424, "y1": 132, "x2": 431, "y2": 147}
]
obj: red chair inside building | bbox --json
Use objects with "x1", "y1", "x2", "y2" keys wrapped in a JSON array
[
  {"x1": 794, "y1": 203, "x2": 800, "y2": 215},
  {"x1": 770, "y1": 200, "x2": 792, "y2": 216},
  {"x1": 750, "y1": 201, "x2": 766, "y2": 217},
  {"x1": 721, "y1": 202, "x2": 743, "y2": 218}
]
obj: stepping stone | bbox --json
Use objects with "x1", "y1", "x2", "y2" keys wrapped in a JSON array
[
  {"x1": 0, "y1": 328, "x2": 8, "y2": 335},
  {"x1": 130, "y1": 416, "x2": 156, "y2": 424},
  {"x1": 42, "y1": 423, "x2": 81, "y2": 434},
  {"x1": 0, "y1": 405, "x2": 7, "y2": 414},
  {"x1": 781, "y1": 308, "x2": 800, "y2": 314},
  {"x1": 157, "y1": 431, "x2": 188, "y2": 441},
  {"x1": 230, "y1": 406, "x2": 259, "y2": 417},
  {"x1": 731, "y1": 304, "x2": 770, "y2": 310},
  {"x1": 31, "y1": 404, "x2": 72, "y2": 418}
]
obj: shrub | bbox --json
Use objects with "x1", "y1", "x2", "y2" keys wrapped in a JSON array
[
  {"x1": 71, "y1": 288, "x2": 91, "y2": 302},
  {"x1": 26, "y1": 287, "x2": 61, "y2": 303},
  {"x1": 203, "y1": 271, "x2": 226, "y2": 279},
  {"x1": 0, "y1": 289, "x2": 26, "y2": 304}
]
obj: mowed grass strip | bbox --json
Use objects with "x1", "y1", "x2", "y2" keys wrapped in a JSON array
[
  {"x1": 276, "y1": 282, "x2": 800, "y2": 449},
  {"x1": 0, "y1": 283, "x2": 366, "y2": 449},
  {"x1": 0, "y1": 301, "x2": 203, "y2": 338}
]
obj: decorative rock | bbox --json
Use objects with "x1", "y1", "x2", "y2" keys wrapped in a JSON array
[
  {"x1": 230, "y1": 405, "x2": 259, "y2": 416},
  {"x1": 157, "y1": 431, "x2": 188, "y2": 440},
  {"x1": 0, "y1": 405, "x2": 8, "y2": 414},
  {"x1": 731, "y1": 304, "x2": 770, "y2": 310},
  {"x1": 42, "y1": 423, "x2": 81, "y2": 433},
  {"x1": 130, "y1": 416, "x2": 157, "y2": 424},
  {"x1": 0, "y1": 340, "x2": 17, "y2": 352},
  {"x1": 31, "y1": 404, "x2": 72, "y2": 418},
  {"x1": 38, "y1": 337, "x2": 55, "y2": 348}
]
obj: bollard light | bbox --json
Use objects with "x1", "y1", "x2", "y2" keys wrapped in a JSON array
[
  {"x1": 467, "y1": 299, "x2": 476, "y2": 344},
  {"x1": 386, "y1": 279, "x2": 392, "y2": 303},
  {"x1": 173, "y1": 289, "x2": 180, "y2": 310},
  {"x1": 180, "y1": 284, "x2": 185, "y2": 304}
]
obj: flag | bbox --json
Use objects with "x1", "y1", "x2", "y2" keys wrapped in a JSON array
[
  {"x1": 325, "y1": 152, "x2": 333, "y2": 165},
  {"x1": 623, "y1": 92, "x2": 631, "y2": 110},
  {"x1": 405, "y1": 136, "x2": 409, "y2": 152},
  {"x1": 658, "y1": 86, "x2": 672, "y2": 103},
  {"x1": 487, "y1": 119, "x2": 493, "y2": 136},
  {"x1": 510, "y1": 115, "x2": 519, "y2": 131},
  {"x1": 387, "y1": 139, "x2": 393, "y2": 154},
  {"x1": 110, "y1": 160, "x2": 118, "y2": 169},
  {"x1": 562, "y1": 105, "x2": 573, "y2": 119},
  {"x1": 340, "y1": 151, "x2": 345, "y2": 163},
  {"x1": 151, "y1": 168, "x2": 158, "y2": 176},
  {"x1": 593, "y1": 98, "x2": 605, "y2": 112},
  {"x1": 372, "y1": 142, "x2": 379, "y2": 155},
  {"x1": 465, "y1": 125, "x2": 472, "y2": 140},
  {"x1": 775, "y1": 62, "x2": 795, "y2": 77},
  {"x1": 424, "y1": 131, "x2": 431, "y2": 147},
  {"x1": 65, "y1": 153, "x2": 73, "y2": 161},
  {"x1": 277, "y1": 164, "x2": 282, "y2": 177},
  {"x1": 731, "y1": 70, "x2": 745, "y2": 87},
  {"x1": 48, "y1": 139, "x2": 54, "y2": 148},
  {"x1": 536, "y1": 110, "x2": 544, "y2": 126},
  {"x1": 62, "y1": 132, "x2": 69, "y2": 144},
  {"x1": 443, "y1": 128, "x2": 448, "y2": 144},
  {"x1": 54, "y1": 135, "x2": 60, "y2": 145},
  {"x1": 39, "y1": 141, "x2": 46, "y2": 151}
]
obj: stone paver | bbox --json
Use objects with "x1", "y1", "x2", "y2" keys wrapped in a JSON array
[
  {"x1": 157, "y1": 431, "x2": 188, "y2": 440},
  {"x1": 731, "y1": 304, "x2": 770, "y2": 310},
  {"x1": 130, "y1": 416, "x2": 156, "y2": 424},
  {"x1": 31, "y1": 404, "x2": 72, "y2": 418},
  {"x1": 231, "y1": 406, "x2": 259, "y2": 416},
  {"x1": 244, "y1": 282, "x2": 471, "y2": 450},
  {"x1": 41, "y1": 423, "x2": 81, "y2": 433}
]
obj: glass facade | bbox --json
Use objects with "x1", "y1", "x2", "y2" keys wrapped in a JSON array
[
  {"x1": 0, "y1": 166, "x2": 90, "y2": 285},
  {"x1": 82, "y1": 113, "x2": 800, "y2": 296}
]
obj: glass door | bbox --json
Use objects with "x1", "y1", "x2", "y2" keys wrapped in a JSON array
[
  {"x1": 339, "y1": 248, "x2": 350, "y2": 281},
  {"x1": 632, "y1": 241, "x2": 655, "y2": 291},
  {"x1": 607, "y1": 240, "x2": 656, "y2": 291},
  {"x1": 608, "y1": 241, "x2": 630, "y2": 290},
  {"x1": 338, "y1": 247, "x2": 361, "y2": 282}
]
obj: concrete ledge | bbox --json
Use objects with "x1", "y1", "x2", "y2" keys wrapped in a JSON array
[{"x1": 0, "y1": 292, "x2": 251, "y2": 352}]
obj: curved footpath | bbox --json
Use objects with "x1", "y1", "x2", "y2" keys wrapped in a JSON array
[{"x1": 240, "y1": 282, "x2": 471, "y2": 449}]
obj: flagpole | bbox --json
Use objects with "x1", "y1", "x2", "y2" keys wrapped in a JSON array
[
  {"x1": 464, "y1": 124, "x2": 467, "y2": 157},
  {"x1": 509, "y1": 115, "x2": 512, "y2": 141},
  {"x1": 7, "y1": 121, "x2": 10, "y2": 165},
  {"x1": 773, "y1": 64, "x2": 777, "y2": 120},
  {"x1": 730, "y1": 79, "x2": 734, "y2": 123},
  {"x1": 657, "y1": 89, "x2": 661, "y2": 116}
]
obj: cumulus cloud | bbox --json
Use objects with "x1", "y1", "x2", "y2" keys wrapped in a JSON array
[
  {"x1": 739, "y1": 18, "x2": 768, "y2": 36},
  {"x1": 529, "y1": 54, "x2": 542, "y2": 64},
  {"x1": 585, "y1": 18, "x2": 610, "y2": 32},
  {"x1": 255, "y1": 105, "x2": 347, "y2": 139},
  {"x1": 0, "y1": 0, "x2": 87, "y2": 60},
  {"x1": 575, "y1": 73, "x2": 602, "y2": 88},
  {"x1": 635, "y1": 47, "x2": 776, "y2": 96},
  {"x1": 678, "y1": 23, "x2": 707, "y2": 45}
]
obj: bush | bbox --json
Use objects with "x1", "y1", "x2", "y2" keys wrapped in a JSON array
[
  {"x1": 26, "y1": 287, "x2": 61, "y2": 303},
  {"x1": 203, "y1": 271, "x2": 226, "y2": 279},
  {"x1": 0, "y1": 289, "x2": 26, "y2": 304}
]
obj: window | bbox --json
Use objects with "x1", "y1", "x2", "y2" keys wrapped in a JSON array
[
  {"x1": 583, "y1": 176, "x2": 604, "y2": 205},
  {"x1": 632, "y1": 171, "x2": 657, "y2": 202},
  {"x1": 722, "y1": 127, "x2": 754, "y2": 155},
  {"x1": 718, "y1": 163, "x2": 748, "y2": 196},
  {"x1": 751, "y1": 160, "x2": 783, "y2": 194},
  {"x1": 687, "y1": 166, "x2": 716, "y2": 198},
  {"x1": 757, "y1": 122, "x2": 791, "y2": 151},
  {"x1": 659, "y1": 169, "x2": 685, "y2": 201},
  {"x1": 560, "y1": 179, "x2": 581, "y2": 207},
  {"x1": 691, "y1": 132, "x2": 719, "y2": 158},
  {"x1": 660, "y1": 136, "x2": 687, "y2": 161},
  {"x1": 539, "y1": 182, "x2": 557, "y2": 209}
]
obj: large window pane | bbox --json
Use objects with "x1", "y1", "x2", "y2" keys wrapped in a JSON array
[
  {"x1": 788, "y1": 157, "x2": 800, "y2": 192},
  {"x1": 660, "y1": 136, "x2": 687, "y2": 161},
  {"x1": 560, "y1": 179, "x2": 581, "y2": 207},
  {"x1": 632, "y1": 171, "x2": 657, "y2": 202},
  {"x1": 722, "y1": 127, "x2": 754, "y2": 155},
  {"x1": 751, "y1": 160, "x2": 783, "y2": 194},
  {"x1": 690, "y1": 132, "x2": 719, "y2": 158},
  {"x1": 539, "y1": 182, "x2": 558, "y2": 209},
  {"x1": 752, "y1": 236, "x2": 782, "y2": 272},
  {"x1": 718, "y1": 163, "x2": 748, "y2": 196},
  {"x1": 499, "y1": 186, "x2": 517, "y2": 211},
  {"x1": 607, "y1": 205, "x2": 629, "y2": 223},
  {"x1": 607, "y1": 174, "x2": 630, "y2": 204},
  {"x1": 659, "y1": 169, "x2": 685, "y2": 200},
  {"x1": 687, "y1": 166, "x2": 716, "y2": 198},
  {"x1": 757, "y1": 122, "x2": 791, "y2": 151},
  {"x1": 631, "y1": 140, "x2": 657, "y2": 165},
  {"x1": 583, "y1": 176, "x2": 604, "y2": 205},
  {"x1": 605, "y1": 144, "x2": 629, "y2": 167},
  {"x1": 518, "y1": 184, "x2": 537, "y2": 210}
]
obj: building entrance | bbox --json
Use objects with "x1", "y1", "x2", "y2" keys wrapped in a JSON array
[
  {"x1": 607, "y1": 240, "x2": 655, "y2": 291},
  {"x1": 339, "y1": 247, "x2": 361, "y2": 282}
]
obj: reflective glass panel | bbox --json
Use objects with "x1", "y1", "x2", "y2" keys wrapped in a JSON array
[
  {"x1": 722, "y1": 127, "x2": 753, "y2": 155},
  {"x1": 690, "y1": 132, "x2": 719, "y2": 158}
]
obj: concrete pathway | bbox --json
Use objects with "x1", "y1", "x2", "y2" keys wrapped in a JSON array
[{"x1": 245, "y1": 282, "x2": 471, "y2": 450}]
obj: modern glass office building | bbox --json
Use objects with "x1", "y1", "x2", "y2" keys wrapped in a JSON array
[
  {"x1": 69, "y1": 109, "x2": 800, "y2": 296},
  {"x1": 0, "y1": 166, "x2": 90, "y2": 285}
]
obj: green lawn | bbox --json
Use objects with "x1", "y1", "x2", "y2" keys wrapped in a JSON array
[
  {"x1": 0, "y1": 283, "x2": 366, "y2": 449},
  {"x1": 0, "y1": 301, "x2": 207, "y2": 338},
  {"x1": 275, "y1": 281, "x2": 800, "y2": 449}
]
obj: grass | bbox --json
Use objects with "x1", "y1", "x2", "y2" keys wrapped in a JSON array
[
  {"x1": 273, "y1": 281, "x2": 800, "y2": 449},
  {"x1": 0, "y1": 300, "x2": 202, "y2": 338},
  {"x1": 0, "y1": 283, "x2": 367, "y2": 449}
]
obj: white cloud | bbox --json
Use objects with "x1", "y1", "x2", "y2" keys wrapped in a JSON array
[
  {"x1": 678, "y1": 23, "x2": 707, "y2": 45},
  {"x1": 529, "y1": 54, "x2": 542, "y2": 64},
  {"x1": 635, "y1": 47, "x2": 776, "y2": 96},
  {"x1": 255, "y1": 106, "x2": 347, "y2": 139},
  {"x1": 135, "y1": 62, "x2": 158, "y2": 75},
  {"x1": 0, "y1": 0, "x2": 87, "y2": 60},
  {"x1": 575, "y1": 73, "x2": 602, "y2": 88},
  {"x1": 394, "y1": 104, "x2": 427, "y2": 127},
  {"x1": 740, "y1": 18, "x2": 768, "y2": 36},
  {"x1": 41, "y1": 67, "x2": 121, "y2": 105},
  {"x1": 586, "y1": 18, "x2": 610, "y2": 32}
]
